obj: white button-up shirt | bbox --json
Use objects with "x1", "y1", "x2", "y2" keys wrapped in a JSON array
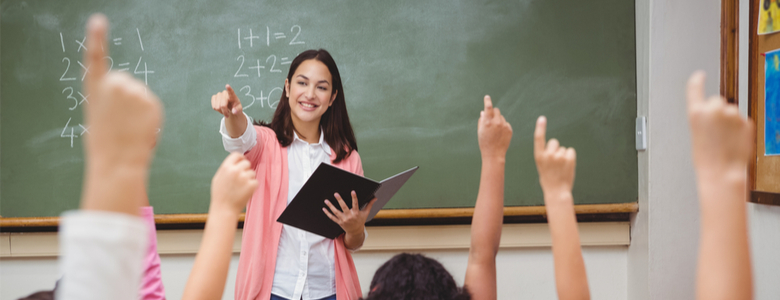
[{"x1": 220, "y1": 113, "x2": 365, "y2": 300}]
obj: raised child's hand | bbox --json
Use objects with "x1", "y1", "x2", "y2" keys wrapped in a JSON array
[
  {"x1": 477, "y1": 95, "x2": 513, "y2": 161},
  {"x1": 534, "y1": 116, "x2": 576, "y2": 198},
  {"x1": 686, "y1": 71, "x2": 754, "y2": 177},
  {"x1": 210, "y1": 153, "x2": 258, "y2": 214},
  {"x1": 211, "y1": 85, "x2": 243, "y2": 118},
  {"x1": 83, "y1": 14, "x2": 163, "y2": 167}
]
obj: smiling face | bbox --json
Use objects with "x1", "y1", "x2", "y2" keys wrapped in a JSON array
[{"x1": 285, "y1": 59, "x2": 338, "y2": 128}]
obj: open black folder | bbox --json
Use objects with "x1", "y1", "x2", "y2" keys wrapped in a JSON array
[{"x1": 277, "y1": 164, "x2": 418, "y2": 239}]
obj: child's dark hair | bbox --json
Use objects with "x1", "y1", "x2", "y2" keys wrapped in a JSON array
[
  {"x1": 17, "y1": 280, "x2": 58, "y2": 300},
  {"x1": 17, "y1": 291, "x2": 54, "y2": 300},
  {"x1": 254, "y1": 49, "x2": 357, "y2": 163},
  {"x1": 362, "y1": 253, "x2": 471, "y2": 300}
]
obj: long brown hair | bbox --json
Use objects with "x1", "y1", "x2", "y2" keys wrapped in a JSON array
[{"x1": 254, "y1": 49, "x2": 357, "y2": 163}]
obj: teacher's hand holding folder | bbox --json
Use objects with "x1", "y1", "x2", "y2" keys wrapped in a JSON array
[
  {"x1": 277, "y1": 164, "x2": 418, "y2": 239},
  {"x1": 322, "y1": 191, "x2": 376, "y2": 240}
]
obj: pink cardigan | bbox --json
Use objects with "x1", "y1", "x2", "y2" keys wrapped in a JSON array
[
  {"x1": 235, "y1": 126, "x2": 363, "y2": 300},
  {"x1": 139, "y1": 206, "x2": 166, "y2": 300}
]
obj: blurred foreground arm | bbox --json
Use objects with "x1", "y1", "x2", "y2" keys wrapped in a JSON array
[
  {"x1": 58, "y1": 13, "x2": 164, "y2": 300},
  {"x1": 687, "y1": 72, "x2": 753, "y2": 300}
]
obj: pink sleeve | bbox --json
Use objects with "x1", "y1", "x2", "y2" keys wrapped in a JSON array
[
  {"x1": 139, "y1": 206, "x2": 166, "y2": 300},
  {"x1": 352, "y1": 151, "x2": 364, "y2": 176}
]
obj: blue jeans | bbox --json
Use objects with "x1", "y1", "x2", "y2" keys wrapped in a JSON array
[{"x1": 270, "y1": 294, "x2": 337, "y2": 300}]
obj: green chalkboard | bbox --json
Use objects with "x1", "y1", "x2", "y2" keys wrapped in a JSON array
[{"x1": 1, "y1": 0, "x2": 637, "y2": 218}]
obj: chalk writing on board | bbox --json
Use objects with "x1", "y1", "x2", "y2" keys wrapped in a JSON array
[
  {"x1": 234, "y1": 53, "x2": 294, "y2": 78},
  {"x1": 133, "y1": 56, "x2": 155, "y2": 85},
  {"x1": 230, "y1": 26, "x2": 305, "y2": 113},
  {"x1": 239, "y1": 85, "x2": 283, "y2": 110},
  {"x1": 289, "y1": 25, "x2": 304, "y2": 45},
  {"x1": 79, "y1": 124, "x2": 90, "y2": 136},
  {"x1": 267, "y1": 55, "x2": 282, "y2": 72},
  {"x1": 77, "y1": 60, "x2": 90, "y2": 81},
  {"x1": 240, "y1": 85, "x2": 257, "y2": 108},
  {"x1": 76, "y1": 37, "x2": 87, "y2": 52},
  {"x1": 265, "y1": 87, "x2": 283, "y2": 108},
  {"x1": 58, "y1": 29, "x2": 153, "y2": 148},
  {"x1": 235, "y1": 55, "x2": 249, "y2": 78},
  {"x1": 237, "y1": 25, "x2": 305, "y2": 49},
  {"x1": 60, "y1": 117, "x2": 76, "y2": 148},
  {"x1": 117, "y1": 62, "x2": 130, "y2": 72},
  {"x1": 60, "y1": 58, "x2": 76, "y2": 81},
  {"x1": 61, "y1": 87, "x2": 78, "y2": 110},
  {"x1": 60, "y1": 32, "x2": 66, "y2": 52},
  {"x1": 248, "y1": 58, "x2": 266, "y2": 77},
  {"x1": 136, "y1": 28, "x2": 145, "y2": 51},
  {"x1": 77, "y1": 92, "x2": 89, "y2": 106}
]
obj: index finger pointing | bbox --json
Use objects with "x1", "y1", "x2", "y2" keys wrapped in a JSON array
[
  {"x1": 686, "y1": 71, "x2": 706, "y2": 111},
  {"x1": 226, "y1": 84, "x2": 239, "y2": 101},
  {"x1": 84, "y1": 14, "x2": 109, "y2": 92},
  {"x1": 534, "y1": 116, "x2": 547, "y2": 156},
  {"x1": 483, "y1": 95, "x2": 494, "y2": 118}
]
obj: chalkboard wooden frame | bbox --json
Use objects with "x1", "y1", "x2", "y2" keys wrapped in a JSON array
[{"x1": 0, "y1": 202, "x2": 638, "y2": 232}]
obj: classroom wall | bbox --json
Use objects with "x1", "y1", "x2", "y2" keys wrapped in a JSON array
[
  {"x1": 0, "y1": 247, "x2": 627, "y2": 300},
  {"x1": 4, "y1": 1, "x2": 777, "y2": 300},
  {"x1": 629, "y1": 0, "x2": 721, "y2": 299},
  {"x1": 628, "y1": 1, "x2": 780, "y2": 299},
  {"x1": 1, "y1": 223, "x2": 630, "y2": 299}
]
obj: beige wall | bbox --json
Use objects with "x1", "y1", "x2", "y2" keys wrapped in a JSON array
[
  {"x1": 627, "y1": 1, "x2": 780, "y2": 299},
  {"x1": 629, "y1": 0, "x2": 721, "y2": 299},
  {"x1": 0, "y1": 223, "x2": 628, "y2": 300}
]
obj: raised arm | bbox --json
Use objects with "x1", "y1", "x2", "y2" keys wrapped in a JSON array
[
  {"x1": 182, "y1": 153, "x2": 258, "y2": 300},
  {"x1": 59, "y1": 14, "x2": 164, "y2": 300},
  {"x1": 212, "y1": 84, "x2": 248, "y2": 138},
  {"x1": 79, "y1": 15, "x2": 163, "y2": 216},
  {"x1": 534, "y1": 116, "x2": 589, "y2": 300},
  {"x1": 464, "y1": 95, "x2": 513, "y2": 300},
  {"x1": 686, "y1": 72, "x2": 753, "y2": 300}
]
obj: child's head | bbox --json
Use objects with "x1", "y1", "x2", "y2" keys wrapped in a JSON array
[
  {"x1": 17, "y1": 291, "x2": 55, "y2": 300},
  {"x1": 260, "y1": 49, "x2": 357, "y2": 163},
  {"x1": 18, "y1": 280, "x2": 58, "y2": 300},
  {"x1": 363, "y1": 253, "x2": 471, "y2": 300}
]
